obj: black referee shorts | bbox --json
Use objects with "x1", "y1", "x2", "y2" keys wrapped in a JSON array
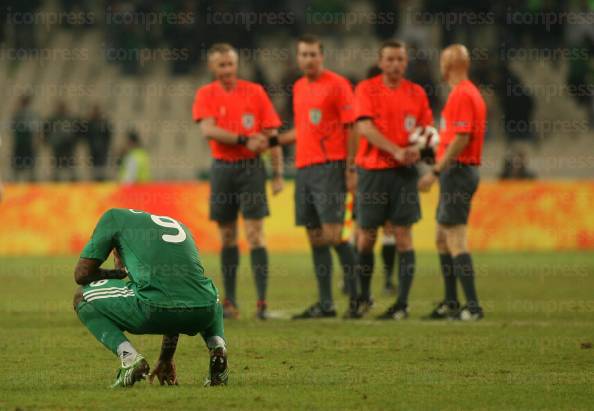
[
  {"x1": 209, "y1": 157, "x2": 269, "y2": 223},
  {"x1": 356, "y1": 166, "x2": 421, "y2": 229},
  {"x1": 295, "y1": 160, "x2": 347, "y2": 228},
  {"x1": 436, "y1": 163, "x2": 479, "y2": 226}
]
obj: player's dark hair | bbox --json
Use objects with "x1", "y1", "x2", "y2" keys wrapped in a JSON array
[
  {"x1": 297, "y1": 34, "x2": 323, "y2": 54},
  {"x1": 379, "y1": 40, "x2": 407, "y2": 58}
]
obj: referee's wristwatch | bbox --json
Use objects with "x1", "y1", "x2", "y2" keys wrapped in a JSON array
[{"x1": 432, "y1": 167, "x2": 441, "y2": 177}]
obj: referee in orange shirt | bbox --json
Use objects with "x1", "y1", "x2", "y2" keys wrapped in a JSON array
[
  {"x1": 419, "y1": 44, "x2": 486, "y2": 320},
  {"x1": 276, "y1": 35, "x2": 360, "y2": 318},
  {"x1": 354, "y1": 40, "x2": 433, "y2": 319},
  {"x1": 192, "y1": 43, "x2": 284, "y2": 320}
]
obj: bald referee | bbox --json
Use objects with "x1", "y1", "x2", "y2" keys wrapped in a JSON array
[
  {"x1": 193, "y1": 43, "x2": 284, "y2": 320},
  {"x1": 419, "y1": 44, "x2": 486, "y2": 320}
]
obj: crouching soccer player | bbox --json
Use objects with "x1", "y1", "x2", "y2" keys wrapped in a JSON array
[{"x1": 72, "y1": 208, "x2": 228, "y2": 387}]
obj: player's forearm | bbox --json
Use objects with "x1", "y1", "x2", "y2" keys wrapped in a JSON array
[
  {"x1": 74, "y1": 268, "x2": 126, "y2": 285},
  {"x1": 75, "y1": 257, "x2": 126, "y2": 285},
  {"x1": 357, "y1": 120, "x2": 400, "y2": 157},
  {"x1": 98, "y1": 269, "x2": 128, "y2": 280},
  {"x1": 435, "y1": 133, "x2": 470, "y2": 173},
  {"x1": 346, "y1": 124, "x2": 358, "y2": 169},
  {"x1": 270, "y1": 146, "x2": 283, "y2": 177},
  {"x1": 159, "y1": 335, "x2": 179, "y2": 361},
  {"x1": 82, "y1": 269, "x2": 127, "y2": 284},
  {"x1": 278, "y1": 128, "x2": 296, "y2": 145},
  {"x1": 200, "y1": 122, "x2": 242, "y2": 145}
]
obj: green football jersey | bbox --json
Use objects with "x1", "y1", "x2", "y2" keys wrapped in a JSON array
[{"x1": 81, "y1": 208, "x2": 218, "y2": 309}]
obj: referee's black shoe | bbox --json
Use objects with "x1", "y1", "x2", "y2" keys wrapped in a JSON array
[
  {"x1": 357, "y1": 297, "x2": 374, "y2": 317},
  {"x1": 455, "y1": 305, "x2": 484, "y2": 321},
  {"x1": 292, "y1": 303, "x2": 337, "y2": 319},
  {"x1": 422, "y1": 301, "x2": 460, "y2": 320},
  {"x1": 342, "y1": 299, "x2": 363, "y2": 319},
  {"x1": 376, "y1": 304, "x2": 408, "y2": 320}
]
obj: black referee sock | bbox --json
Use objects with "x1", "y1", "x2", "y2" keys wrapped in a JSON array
[
  {"x1": 395, "y1": 250, "x2": 415, "y2": 308},
  {"x1": 250, "y1": 247, "x2": 268, "y2": 302},
  {"x1": 453, "y1": 253, "x2": 480, "y2": 312},
  {"x1": 357, "y1": 251, "x2": 374, "y2": 301},
  {"x1": 334, "y1": 242, "x2": 358, "y2": 300},
  {"x1": 381, "y1": 244, "x2": 397, "y2": 286},
  {"x1": 312, "y1": 246, "x2": 333, "y2": 310},
  {"x1": 439, "y1": 253, "x2": 458, "y2": 307},
  {"x1": 221, "y1": 246, "x2": 239, "y2": 306}
]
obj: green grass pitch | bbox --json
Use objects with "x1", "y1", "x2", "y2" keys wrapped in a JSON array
[{"x1": 1, "y1": 252, "x2": 593, "y2": 410}]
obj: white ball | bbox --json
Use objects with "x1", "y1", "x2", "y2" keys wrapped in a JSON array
[{"x1": 408, "y1": 126, "x2": 440, "y2": 149}]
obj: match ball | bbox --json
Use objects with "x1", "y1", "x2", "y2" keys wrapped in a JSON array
[{"x1": 408, "y1": 126, "x2": 440, "y2": 149}]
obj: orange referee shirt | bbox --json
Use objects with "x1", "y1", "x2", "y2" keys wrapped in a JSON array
[
  {"x1": 437, "y1": 79, "x2": 486, "y2": 165},
  {"x1": 293, "y1": 70, "x2": 355, "y2": 168},
  {"x1": 354, "y1": 75, "x2": 433, "y2": 169},
  {"x1": 192, "y1": 79, "x2": 281, "y2": 162}
]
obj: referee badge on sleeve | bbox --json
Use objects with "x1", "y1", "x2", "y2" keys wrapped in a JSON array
[
  {"x1": 309, "y1": 108, "x2": 322, "y2": 125},
  {"x1": 242, "y1": 113, "x2": 255, "y2": 130}
]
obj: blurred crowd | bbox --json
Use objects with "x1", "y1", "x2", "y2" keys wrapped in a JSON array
[
  {"x1": 10, "y1": 96, "x2": 150, "y2": 183},
  {"x1": 1, "y1": 0, "x2": 593, "y2": 182}
]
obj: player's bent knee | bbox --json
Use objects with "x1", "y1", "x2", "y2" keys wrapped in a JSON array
[{"x1": 72, "y1": 286, "x2": 84, "y2": 311}]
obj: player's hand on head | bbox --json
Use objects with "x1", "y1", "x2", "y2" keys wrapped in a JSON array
[{"x1": 149, "y1": 359, "x2": 178, "y2": 386}]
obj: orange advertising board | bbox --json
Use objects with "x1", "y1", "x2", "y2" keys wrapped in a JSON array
[{"x1": 1, "y1": 181, "x2": 593, "y2": 255}]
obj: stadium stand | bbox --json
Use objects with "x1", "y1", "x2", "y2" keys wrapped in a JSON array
[{"x1": 0, "y1": 0, "x2": 592, "y2": 181}]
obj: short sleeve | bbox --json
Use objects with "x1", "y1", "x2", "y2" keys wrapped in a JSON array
[
  {"x1": 335, "y1": 78, "x2": 356, "y2": 124},
  {"x1": 257, "y1": 86, "x2": 282, "y2": 129},
  {"x1": 417, "y1": 87, "x2": 434, "y2": 127},
  {"x1": 448, "y1": 92, "x2": 474, "y2": 134},
  {"x1": 354, "y1": 82, "x2": 374, "y2": 120},
  {"x1": 192, "y1": 87, "x2": 216, "y2": 122},
  {"x1": 80, "y1": 209, "x2": 119, "y2": 262}
]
